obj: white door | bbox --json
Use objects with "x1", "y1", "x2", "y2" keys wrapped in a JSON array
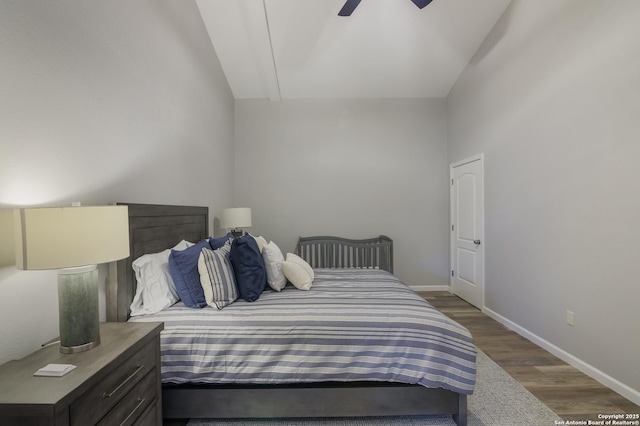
[{"x1": 450, "y1": 155, "x2": 484, "y2": 309}]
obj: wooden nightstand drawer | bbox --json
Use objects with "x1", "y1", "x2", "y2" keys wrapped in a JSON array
[
  {"x1": 0, "y1": 323, "x2": 162, "y2": 426},
  {"x1": 132, "y1": 399, "x2": 160, "y2": 426},
  {"x1": 70, "y1": 341, "x2": 157, "y2": 425},
  {"x1": 96, "y1": 369, "x2": 157, "y2": 426}
]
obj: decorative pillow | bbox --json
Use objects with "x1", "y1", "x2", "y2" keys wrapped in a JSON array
[
  {"x1": 252, "y1": 235, "x2": 268, "y2": 253},
  {"x1": 198, "y1": 242, "x2": 238, "y2": 309},
  {"x1": 281, "y1": 253, "x2": 314, "y2": 291},
  {"x1": 229, "y1": 234, "x2": 267, "y2": 302},
  {"x1": 209, "y1": 232, "x2": 233, "y2": 250},
  {"x1": 169, "y1": 239, "x2": 212, "y2": 308},
  {"x1": 262, "y1": 241, "x2": 287, "y2": 291},
  {"x1": 130, "y1": 240, "x2": 193, "y2": 316}
]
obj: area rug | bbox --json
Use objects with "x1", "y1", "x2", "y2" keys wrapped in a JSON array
[{"x1": 187, "y1": 349, "x2": 562, "y2": 426}]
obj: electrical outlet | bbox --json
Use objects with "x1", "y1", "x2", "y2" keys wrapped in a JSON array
[{"x1": 566, "y1": 310, "x2": 574, "y2": 326}]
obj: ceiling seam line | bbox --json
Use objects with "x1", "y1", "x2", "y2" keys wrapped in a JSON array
[{"x1": 262, "y1": 0, "x2": 282, "y2": 101}]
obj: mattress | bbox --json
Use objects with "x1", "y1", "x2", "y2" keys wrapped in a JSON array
[{"x1": 129, "y1": 268, "x2": 476, "y2": 394}]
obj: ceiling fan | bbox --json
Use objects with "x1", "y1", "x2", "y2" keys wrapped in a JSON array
[{"x1": 338, "y1": 0, "x2": 434, "y2": 16}]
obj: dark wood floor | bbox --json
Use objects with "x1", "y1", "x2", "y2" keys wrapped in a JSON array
[{"x1": 421, "y1": 291, "x2": 640, "y2": 422}]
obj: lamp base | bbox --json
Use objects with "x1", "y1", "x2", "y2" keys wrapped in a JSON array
[
  {"x1": 58, "y1": 265, "x2": 100, "y2": 354},
  {"x1": 60, "y1": 340, "x2": 100, "y2": 354}
]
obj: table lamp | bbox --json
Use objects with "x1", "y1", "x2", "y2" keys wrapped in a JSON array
[
  {"x1": 220, "y1": 208, "x2": 252, "y2": 237},
  {"x1": 14, "y1": 205, "x2": 129, "y2": 353}
]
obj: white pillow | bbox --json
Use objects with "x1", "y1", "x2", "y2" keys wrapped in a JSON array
[
  {"x1": 130, "y1": 240, "x2": 193, "y2": 316},
  {"x1": 262, "y1": 241, "x2": 287, "y2": 291},
  {"x1": 198, "y1": 241, "x2": 238, "y2": 309},
  {"x1": 281, "y1": 253, "x2": 314, "y2": 291},
  {"x1": 251, "y1": 235, "x2": 268, "y2": 253}
]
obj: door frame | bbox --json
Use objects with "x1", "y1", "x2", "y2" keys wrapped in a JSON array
[{"x1": 450, "y1": 153, "x2": 485, "y2": 309}]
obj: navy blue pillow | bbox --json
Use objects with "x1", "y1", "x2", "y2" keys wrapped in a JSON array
[
  {"x1": 230, "y1": 235, "x2": 267, "y2": 302},
  {"x1": 209, "y1": 232, "x2": 233, "y2": 250},
  {"x1": 169, "y1": 239, "x2": 211, "y2": 308}
]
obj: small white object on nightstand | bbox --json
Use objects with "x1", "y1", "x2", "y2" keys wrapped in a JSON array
[{"x1": 34, "y1": 363, "x2": 76, "y2": 377}]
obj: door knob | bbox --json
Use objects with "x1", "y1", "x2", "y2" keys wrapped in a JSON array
[{"x1": 474, "y1": 239, "x2": 481, "y2": 245}]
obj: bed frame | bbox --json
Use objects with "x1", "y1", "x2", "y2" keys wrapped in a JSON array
[
  {"x1": 295, "y1": 235, "x2": 393, "y2": 273},
  {"x1": 106, "y1": 203, "x2": 467, "y2": 426}
]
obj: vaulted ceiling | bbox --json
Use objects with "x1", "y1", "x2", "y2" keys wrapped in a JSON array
[{"x1": 196, "y1": 0, "x2": 511, "y2": 100}]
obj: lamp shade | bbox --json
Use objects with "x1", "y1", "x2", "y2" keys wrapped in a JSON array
[
  {"x1": 220, "y1": 208, "x2": 252, "y2": 230},
  {"x1": 14, "y1": 205, "x2": 130, "y2": 270}
]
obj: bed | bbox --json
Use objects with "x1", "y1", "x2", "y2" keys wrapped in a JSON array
[{"x1": 106, "y1": 203, "x2": 475, "y2": 426}]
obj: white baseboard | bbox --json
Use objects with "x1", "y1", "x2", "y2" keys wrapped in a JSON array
[
  {"x1": 409, "y1": 284, "x2": 451, "y2": 292},
  {"x1": 482, "y1": 306, "x2": 640, "y2": 406}
]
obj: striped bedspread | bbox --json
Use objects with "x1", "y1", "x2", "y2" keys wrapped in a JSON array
[{"x1": 129, "y1": 268, "x2": 476, "y2": 394}]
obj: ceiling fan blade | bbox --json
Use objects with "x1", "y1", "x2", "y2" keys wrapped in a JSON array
[
  {"x1": 411, "y1": 0, "x2": 433, "y2": 9},
  {"x1": 338, "y1": 0, "x2": 362, "y2": 16}
]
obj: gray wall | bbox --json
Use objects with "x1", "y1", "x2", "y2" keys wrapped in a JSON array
[
  {"x1": 234, "y1": 99, "x2": 449, "y2": 288},
  {"x1": 0, "y1": 1, "x2": 235, "y2": 364},
  {"x1": 1, "y1": 0, "x2": 638, "y2": 405},
  {"x1": 447, "y1": 0, "x2": 640, "y2": 400}
]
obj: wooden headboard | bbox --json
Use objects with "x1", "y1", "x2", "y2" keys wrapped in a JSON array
[{"x1": 106, "y1": 203, "x2": 209, "y2": 322}]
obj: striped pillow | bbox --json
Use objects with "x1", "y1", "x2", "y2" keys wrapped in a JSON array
[{"x1": 198, "y1": 242, "x2": 238, "y2": 309}]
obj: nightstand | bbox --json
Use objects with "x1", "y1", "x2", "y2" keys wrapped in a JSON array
[{"x1": 0, "y1": 322, "x2": 163, "y2": 426}]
